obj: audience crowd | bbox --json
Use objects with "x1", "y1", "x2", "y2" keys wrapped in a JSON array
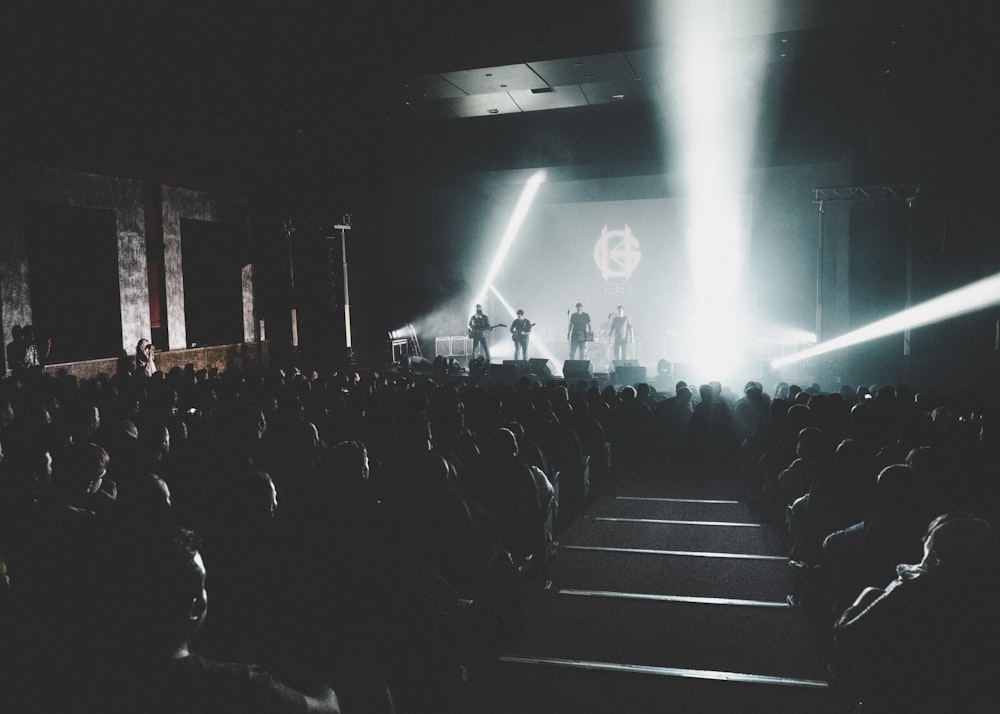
[{"x1": 0, "y1": 360, "x2": 997, "y2": 713}]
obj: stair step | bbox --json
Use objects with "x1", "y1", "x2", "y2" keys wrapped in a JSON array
[
  {"x1": 504, "y1": 591, "x2": 831, "y2": 682},
  {"x1": 474, "y1": 656, "x2": 841, "y2": 714}
]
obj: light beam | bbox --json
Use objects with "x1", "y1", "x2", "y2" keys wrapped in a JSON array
[
  {"x1": 658, "y1": 0, "x2": 773, "y2": 382},
  {"x1": 474, "y1": 170, "x2": 546, "y2": 309},
  {"x1": 771, "y1": 271, "x2": 1000, "y2": 368}
]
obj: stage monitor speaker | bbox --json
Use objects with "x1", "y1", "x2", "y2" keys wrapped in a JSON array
[
  {"x1": 563, "y1": 360, "x2": 594, "y2": 381},
  {"x1": 527, "y1": 358, "x2": 553, "y2": 380},
  {"x1": 612, "y1": 365, "x2": 647, "y2": 385},
  {"x1": 612, "y1": 360, "x2": 640, "y2": 369}
]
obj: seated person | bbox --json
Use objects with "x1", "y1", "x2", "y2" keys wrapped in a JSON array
[
  {"x1": 823, "y1": 463, "x2": 927, "y2": 611},
  {"x1": 833, "y1": 513, "x2": 1000, "y2": 713},
  {"x1": 98, "y1": 527, "x2": 343, "y2": 713}
]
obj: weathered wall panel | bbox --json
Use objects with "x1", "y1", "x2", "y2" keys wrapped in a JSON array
[
  {"x1": 161, "y1": 185, "x2": 249, "y2": 351},
  {"x1": 37, "y1": 342, "x2": 270, "y2": 381},
  {"x1": 0, "y1": 165, "x2": 149, "y2": 364},
  {"x1": 0, "y1": 166, "x2": 32, "y2": 371},
  {"x1": 242, "y1": 263, "x2": 255, "y2": 342}
]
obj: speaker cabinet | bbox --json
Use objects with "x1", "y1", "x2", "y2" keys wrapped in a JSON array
[
  {"x1": 563, "y1": 360, "x2": 594, "y2": 380},
  {"x1": 527, "y1": 358, "x2": 553, "y2": 379}
]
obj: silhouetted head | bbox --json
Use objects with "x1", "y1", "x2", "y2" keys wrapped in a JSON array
[
  {"x1": 795, "y1": 427, "x2": 829, "y2": 461},
  {"x1": 54, "y1": 442, "x2": 110, "y2": 498},
  {"x1": 483, "y1": 427, "x2": 518, "y2": 459},
  {"x1": 122, "y1": 527, "x2": 207, "y2": 656},
  {"x1": 923, "y1": 515, "x2": 1000, "y2": 573}
]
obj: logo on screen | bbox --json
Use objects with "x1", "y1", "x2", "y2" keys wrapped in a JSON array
[{"x1": 594, "y1": 225, "x2": 641, "y2": 281}]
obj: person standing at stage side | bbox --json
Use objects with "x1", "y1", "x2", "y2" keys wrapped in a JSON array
[
  {"x1": 21, "y1": 325, "x2": 50, "y2": 371},
  {"x1": 610, "y1": 304, "x2": 633, "y2": 361},
  {"x1": 468, "y1": 304, "x2": 492, "y2": 363},
  {"x1": 6, "y1": 324, "x2": 27, "y2": 373},
  {"x1": 136, "y1": 338, "x2": 156, "y2": 377},
  {"x1": 567, "y1": 303, "x2": 591, "y2": 360},
  {"x1": 510, "y1": 309, "x2": 532, "y2": 361}
]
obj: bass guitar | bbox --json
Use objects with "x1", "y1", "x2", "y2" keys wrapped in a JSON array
[{"x1": 468, "y1": 323, "x2": 508, "y2": 339}]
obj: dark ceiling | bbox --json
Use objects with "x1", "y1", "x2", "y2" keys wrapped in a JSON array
[{"x1": 2, "y1": 1, "x2": 997, "y2": 196}]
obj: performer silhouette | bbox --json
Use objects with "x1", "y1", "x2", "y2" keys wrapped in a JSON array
[
  {"x1": 468, "y1": 304, "x2": 492, "y2": 363},
  {"x1": 610, "y1": 304, "x2": 633, "y2": 361},
  {"x1": 510, "y1": 309, "x2": 533, "y2": 361},
  {"x1": 567, "y1": 303, "x2": 591, "y2": 360}
]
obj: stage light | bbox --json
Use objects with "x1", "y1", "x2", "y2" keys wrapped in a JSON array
[
  {"x1": 389, "y1": 323, "x2": 416, "y2": 341},
  {"x1": 474, "y1": 170, "x2": 546, "y2": 309},
  {"x1": 771, "y1": 271, "x2": 1000, "y2": 368}
]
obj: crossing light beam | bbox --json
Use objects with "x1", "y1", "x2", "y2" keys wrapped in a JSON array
[{"x1": 771, "y1": 271, "x2": 1000, "y2": 368}]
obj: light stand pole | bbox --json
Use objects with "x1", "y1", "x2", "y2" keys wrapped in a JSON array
[
  {"x1": 282, "y1": 220, "x2": 301, "y2": 369},
  {"x1": 815, "y1": 199, "x2": 825, "y2": 343},
  {"x1": 903, "y1": 195, "x2": 916, "y2": 357},
  {"x1": 330, "y1": 214, "x2": 355, "y2": 367}
]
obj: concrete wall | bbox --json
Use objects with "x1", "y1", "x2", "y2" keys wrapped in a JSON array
[
  {"x1": 1, "y1": 166, "x2": 258, "y2": 372},
  {"x1": 0, "y1": 166, "x2": 31, "y2": 372},
  {"x1": 0, "y1": 165, "x2": 148, "y2": 368},
  {"x1": 242, "y1": 263, "x2": 255, "y2": 343},
  {"x1": 160, "y1": 185, "x2": 251, "y2": 351},
  {"x1": 35, "y1": 342, "x2": 270, "y2": 382}
]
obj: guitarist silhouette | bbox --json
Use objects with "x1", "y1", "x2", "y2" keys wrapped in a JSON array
[
  {"x1": 509, "y1": 309, "x2": 535, "y2": 360},
  {"x1": 467, "y1": 304, "x2": 507, "y2": 363}
]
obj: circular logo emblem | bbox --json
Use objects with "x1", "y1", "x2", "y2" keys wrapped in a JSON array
[{"x1": 594, "y1": 225, "x2": 641, "y2": 280}]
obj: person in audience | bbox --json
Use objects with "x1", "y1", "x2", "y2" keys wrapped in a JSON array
[
  {"x1": 823, "y1": 463, "x2": 929, "y2": 613},
  {"x1": 687, "y1": 382, "x2": 739, "y2": 475},
  {"x1": 6, "y1": 324, "x2": 26, "y2": 373},
  {"x1": 833, "y1": 513, "x2": 1000, "y2": 713},
  {"x1": 94, "y1": 526, "x2": 343, "y2": 713},
  {"x1": 2, "y1": 358, "x2": 998, "y2": 713},
  {"x1": 650, "y1": 382, "x2": 694, "y2": 465}
]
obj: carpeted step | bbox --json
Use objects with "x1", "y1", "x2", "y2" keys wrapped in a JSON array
[
  {"x1": 562, "y1": 516, "x2": 787, "y2": 556},
  {"x1": 587, "y1": 495, "x2": 759, "y2": 524},
  {"x1": 545, "y1": 547, "x2": 793, "y2": 603},
  {"x1": 503, "y1": 589, "x2": 831, "y2": 683},
  {"x1": 474, "y1": 656, "x2": 841, "y2": 714}
]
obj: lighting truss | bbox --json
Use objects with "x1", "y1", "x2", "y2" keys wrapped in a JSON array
[{"x1": 812, "y1": 185, "x2": 920, "y2": 203}]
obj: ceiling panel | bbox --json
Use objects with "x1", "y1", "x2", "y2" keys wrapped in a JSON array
[
  {"x1": 446, "y1": 91, "x2": 522, "y2": 118},
  {"x1": 528, "y1": 52, "x2": 638, "y2": 87},
  {"x1": 579, "y1": 78, "x2": 656, "y2": 106},
  {"x1": 388, "y1": 74, "x2": 469, "y2": 104},
  {"x1": 509, "y1": 84, "x2": 590, "y2": 112},
  {"x1": 440, "y1": 63, "x2": 544, "y2": 95}
]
